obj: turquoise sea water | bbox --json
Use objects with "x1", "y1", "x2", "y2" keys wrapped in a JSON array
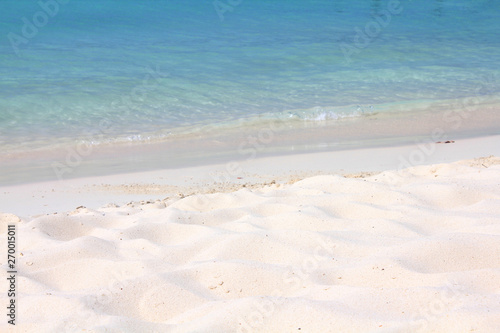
[{"x1": 1, "y1": 0, "x2": 500, "y2": 181}]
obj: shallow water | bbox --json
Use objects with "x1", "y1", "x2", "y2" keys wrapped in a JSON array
[{"x1": 1, "y1": 0, "x2": 499, "y2": 183}]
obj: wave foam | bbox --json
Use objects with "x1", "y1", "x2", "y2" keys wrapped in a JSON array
[{"x1": 285, "y1": 105, "x2": 374, "y2": 121}]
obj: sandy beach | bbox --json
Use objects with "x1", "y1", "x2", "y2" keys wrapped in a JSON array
[
  {"x1": 3, "y1": 1, "x2": 500, "y2": 331},
  {"x1": 1, "y1": 135, "x2": 499, "y2": 332}
]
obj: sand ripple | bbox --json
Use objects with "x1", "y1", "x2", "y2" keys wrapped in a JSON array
[{"x1": 2, "y1": 158, "x2": 499, "y2": 332}]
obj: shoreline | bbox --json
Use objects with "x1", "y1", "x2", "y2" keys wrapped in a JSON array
[
  {"x1": 1, "y1": 98, "x2": 499, "y2": 186},
  {"x1": 1, "y1": 134, "x2": 499, "y2": 218}
]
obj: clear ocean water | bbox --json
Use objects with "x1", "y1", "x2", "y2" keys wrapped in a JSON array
[{"x1": 1, "y1": 0, "x2": 499, "y2": 160}]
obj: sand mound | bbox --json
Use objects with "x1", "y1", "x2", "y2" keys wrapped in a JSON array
[{"x1": 2, "y1": 159, "x2": 499, "y2": 332}]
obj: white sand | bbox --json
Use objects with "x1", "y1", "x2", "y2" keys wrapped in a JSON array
[
  {"x1": 2, "y1": 134, "x2": 500, "y2": 218},
  {"x1": 1, "y1": 140, "x2": 500, "y2": 332}
]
